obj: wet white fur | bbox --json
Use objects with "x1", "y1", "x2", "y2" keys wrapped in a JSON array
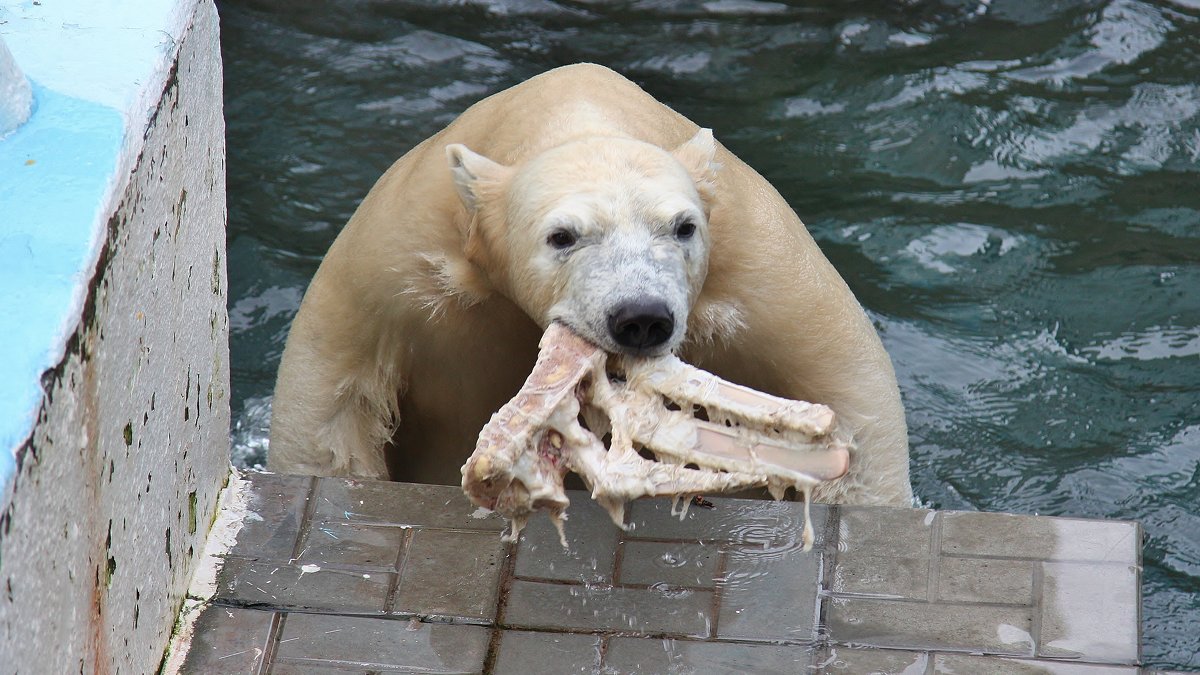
[
  {"x1": 268, "y1": 64, "x2": 914, "y2": 506},
  {"x1": 448, "y1": 135, "x2": 712, "y2": 355}
]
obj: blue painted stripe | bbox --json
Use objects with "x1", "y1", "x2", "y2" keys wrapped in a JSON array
[{"x1": 0, "y1": 83, "x2": 124, "y2": 483}]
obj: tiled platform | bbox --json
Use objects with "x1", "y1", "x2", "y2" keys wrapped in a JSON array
[{"x1": 179, "y1": 472, "x2": 1144, "y2": 673}]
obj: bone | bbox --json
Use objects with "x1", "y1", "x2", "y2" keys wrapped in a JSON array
[{"x1": 461, "y1": 322, "x2": 850, "y2": 550}]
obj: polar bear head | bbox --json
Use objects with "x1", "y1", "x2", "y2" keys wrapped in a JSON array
[{"x1": 446, "y1": 130, "x2": 719, "y2": 356}]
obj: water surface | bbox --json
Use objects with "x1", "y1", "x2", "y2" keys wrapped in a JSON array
[{"x1": 220, "y1": 0, "x2": 1200, "y2": 666}]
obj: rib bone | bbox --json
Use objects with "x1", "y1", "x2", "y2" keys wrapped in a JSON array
[{"x1": 461, "y1": 323, "x2": 850, "y2": 550}]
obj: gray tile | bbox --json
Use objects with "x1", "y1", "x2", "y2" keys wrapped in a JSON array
[
  {"x1": 716, "y1": 544, "x2": 820, "y2": 642},
  {"x1": 619, "y1": 540, "x2": 719, "y2": 588},
  {"x1": 605, "y1": 637, "x2": 811, "y2": 674},
  {"x1": 1037, "y1": 561, "x2": 1139, "y2": 664},
  {"x1": 829, "y1": 552, "x2": 928, "y2": 600},
  {"x1": 314, "y1": 478, "x2": 506, "y2": 531},
  {"x1": 234, "y1": 472, "x2": 313, "y2": 560},
  {"x1": 182, "y1": 605, "x2": 274, "y2": 673},
  {"x1": 824, "y1": 597, "x2": 1035, "y2": 655},
  {"x1": 937, "y1": 557, "x2": 1034, "y2": 605},
  {"x1": 514, "y1": 495, "x2": 619, "y2": 584},
  {"x1": 274, "y1": 613, "x2": 488, "y2": 672},
  {"x1": 837, "y1": 506, "x2": 935, "y2": 558},
  {"x1": 393, "y1": 528, "x2": 506, "y2": 621},
  {"x1": 812, "y1": 646, "x2": 929, "y2": 673},
  {"x1": 627, "y1": 496, "x2": 832, "y2": 549},
  {"x1": 933, "y1": 654, "x2": 1139, "y2": 674},
  {"x1": 492, "y1": 630, "x2": 601, "y2": 675},
  {"x1": 504, "y1": 579, "x2": 713, "y2": 636},
  {"x1": 298, "y1": 523, "x2": 405, "y2": 571},
  {"x1": 215, "y1": 557, "x2": 391, "y2": 614},
  {"x1": 940, "y1": 512, "x2": 1140, "y2": 564}
]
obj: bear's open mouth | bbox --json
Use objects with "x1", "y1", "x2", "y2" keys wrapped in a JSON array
[{"x1": 460, "y1": 322, "x2": 851, "y2": 551}]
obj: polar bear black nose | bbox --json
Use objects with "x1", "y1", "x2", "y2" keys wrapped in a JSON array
[{"x1": 608, "y1": 300, "x2": 674, "y2": 351}]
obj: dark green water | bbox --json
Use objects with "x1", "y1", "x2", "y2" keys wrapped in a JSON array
[{"x1": 220, "y1": 0, "x2": 1200, "y2": 666}]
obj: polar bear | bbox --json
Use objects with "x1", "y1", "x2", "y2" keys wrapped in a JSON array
[{"x1": 268, "y1": 63, "x2": 913, "y2": 506}]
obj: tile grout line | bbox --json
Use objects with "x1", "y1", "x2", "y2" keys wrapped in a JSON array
[
  {"x1": 1031, "y1": 560, "x2": 1045, "y2": 658},
  {"x1": 612, "y1": 527, "x2": 628, "y2": 585},
  {"x1": 288, "y1": 475, "x2": 321, "y2": 563},
  {"x1": 597, "y1": 634, "x2": 611, "y2": 671},
  {"x1": 257, "y1": 610, "x2": 287, "y2": 674},
  {"x1": 927, "y1": 511, "x2": 943, "y2": 604},
  {"x1": 482, "y1": 539, "x2": 519, "y2": 674},
  {"x1": 481, "y1": 622, "x2": 504, "y2": 675},
  {"x1": 708, "y1": 543, "x2": 730, "y2": 639},
  {"x1": 810, "y1": 504, "x2": 841, "y2": 671},
  {"x1": 383, "y1": 526, "x2": 415, "y2": 614}
]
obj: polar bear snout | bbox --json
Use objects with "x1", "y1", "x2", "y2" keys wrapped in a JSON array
[{"x1": 607, "y1": 300, "x2": 675, "y2": 352}]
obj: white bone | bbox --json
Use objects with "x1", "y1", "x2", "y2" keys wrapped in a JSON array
[{"x1": 461, "y1": 323, "x2": 850, "y2": 550}]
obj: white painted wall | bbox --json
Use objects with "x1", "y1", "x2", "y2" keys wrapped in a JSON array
[{"x1": 0, "y1": 1, "x2": 230, "y2": 672}]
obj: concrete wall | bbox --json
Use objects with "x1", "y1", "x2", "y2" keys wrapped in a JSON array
[{"x1": 0, "y1": 1, "x2": 230, "y2": 672}]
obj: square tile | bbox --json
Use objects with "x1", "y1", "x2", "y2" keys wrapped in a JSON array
[
  {"x1": 716, "y1": 544, "x2": 820, "y2": 642},
  {"x1": 393, "y1": 528, "x2": 506, "y2": 621},
  {"x1": 504, "y1": 579, "x2": 713, "y2": 636},
  {"x1": 215, "y1": 557, "x2": 391, "y2": 614},
  {"x1": 812, "y1": 646, "x2": 929, "y2": 673},
  {"x1": 604, "y1": 637, "x2": 811, "y2": 674},
  {"x1": 941, "y1": 512, "x2": 1139, "y2": 564},
  {"x1": 234, "y1": 472, "x2": 313, "y2": 560},
  {"x1": 937, "y1": 557, "x2": 1033, "y2": 605},
  {"x1": 181, "y1": 605, "x2": 274, "y2": 673},
  {"x1": 837, "y1": 506, "x2": 934, "y2": 558},
  {"x1": 514, "y1": 494, "x2": 619, "y2": 584},
  {"x1": 313, "y1": 478, "x2": 506, "y2": 531},
  {"x1": 298, "y1": 523, "x2": 405, "y2": 571},
  {"x1": 1037, "y1": 561, "x2": 1139, "y2": 663},
  {"x1": 492, "y1": 630, "x2": 601, "y2": 674},
  {"x1": 619, "y1": 540, "x2": 719, "y2": 588},
  {"x1": 824, "y1": 597, "x2": 1035, "y2": 655},
  {"x1": 828, "y1": 552, "x2": 928, "y2": 600},
  {"x1": 274, "y1": 613, "x2": 488, "y2": 672}
]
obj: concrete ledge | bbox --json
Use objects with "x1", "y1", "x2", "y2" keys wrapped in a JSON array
[
  {"x1": 0, "y1": 1, "x2": 229, "y2": 672},
  {"x1": 178, "y1": 474, "x2": 1143, "y2": 672}
]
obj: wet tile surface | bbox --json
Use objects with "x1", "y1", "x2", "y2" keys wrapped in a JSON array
[
  {"x1": 513, "y1": 496, "x2": 618, "y2": 584},
  {"x1": 618, "y1": 540, "x2": 718, "y2": 587},
  {"x1": 185, "y1": 473, "x2": 1144, "y2": 673},
  {"x1": 275, "y1": 613, "x2": 489, "y2": 672},
  {"x1": 393, "y1": 528, "x2": 505, "y2": 621},
  {"x1": 216, "y1": 556, "x2": 393, "y2": 614},
  {"x1": 491, "y1": 630, "x2": 601, "y2": 674},
  {"x1": 717, "y1": 543, "x2": 820, "y2": 642},
  {"x1": 605, "y1": 638, "x2": 811, "y2": 673},
  {"x1": 181, "y1": 605, "x2": 274, "y2": 672},
  {"x1": 824, "y1": 596, "x2": 1036, "y2": 655},
  {"x1": 505, "y1": 579, "x2": 714, "y2": 635}
]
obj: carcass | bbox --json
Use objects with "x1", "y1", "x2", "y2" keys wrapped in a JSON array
[{"x1": 461, "y1": 323, "x2": 850, "y2": 550}]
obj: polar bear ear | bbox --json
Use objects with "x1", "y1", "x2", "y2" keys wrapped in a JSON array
[
  {"x1": 446, "y1": 144, "x2": 509, "y2": 211},
  {"x1": 671, "y1": 128, "x2": 720, "y2": 189}
]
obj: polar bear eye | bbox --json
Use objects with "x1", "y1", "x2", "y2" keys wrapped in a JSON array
[
  {"x1": 674, "y1": 218, "x2": 697, "y2": 241},
  {"x1": 547, "y1": 229, "x2": 578, "y2": 250}
]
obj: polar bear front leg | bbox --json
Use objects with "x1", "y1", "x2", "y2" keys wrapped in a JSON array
[{"x1": 268, "y1": 285, "x2": 400, "y2": 480}]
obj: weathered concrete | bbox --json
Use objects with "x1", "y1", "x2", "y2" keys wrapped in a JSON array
[{"x1": 0, "y1": 2, "x2": 229, "y2": 673}]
